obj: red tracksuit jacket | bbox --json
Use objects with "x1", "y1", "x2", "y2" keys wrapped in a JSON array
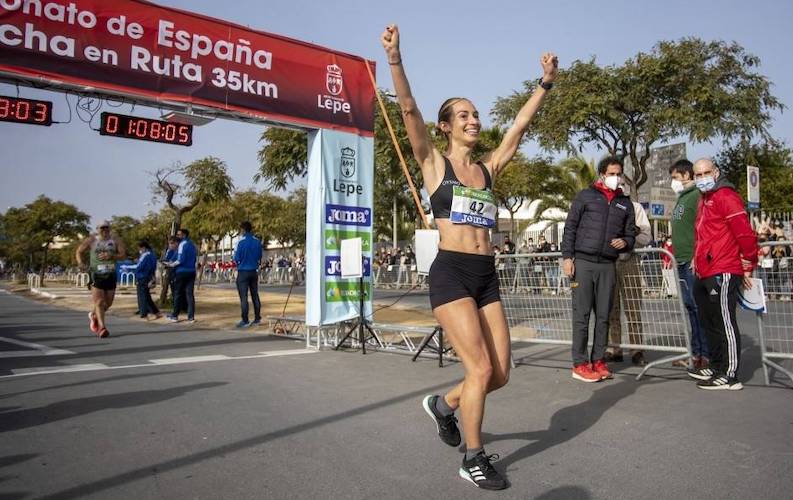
[{"x1": 693, "y1": 179, "x2": 758, "y2": 279}]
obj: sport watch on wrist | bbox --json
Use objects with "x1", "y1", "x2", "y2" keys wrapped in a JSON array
[{"x1": 538, "y1": 78, "x2": 553, "y2": 90}]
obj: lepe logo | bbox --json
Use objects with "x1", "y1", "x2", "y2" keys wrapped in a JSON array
[
  {"x1": 340, "y1": 147, "x2": 355, "y2": 178},
  {"x1": 325, "y1": 204, "x2": 371, "y2": 227},
  {"x1": 326, "y1": 64, "x2": 343, "y2": 96},
  {"x1": 318, "y1": 64, "x2": 351, "y2": 115}
]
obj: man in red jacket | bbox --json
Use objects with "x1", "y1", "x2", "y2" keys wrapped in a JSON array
[{"x1": 689, "y1": 158, "x2": 758, "y2": 390}]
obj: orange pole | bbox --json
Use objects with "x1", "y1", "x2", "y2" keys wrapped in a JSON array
[{"x1": 364, "y1": 61, "x2": 429, "y2": 229}]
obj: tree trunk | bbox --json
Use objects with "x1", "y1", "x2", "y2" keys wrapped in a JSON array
[
  {"x1": 39, "y1": 246, "x2": 48, "y2": 284},
  {"x1": 392, "y1": 196, "x2": 398, "y2": 248}
]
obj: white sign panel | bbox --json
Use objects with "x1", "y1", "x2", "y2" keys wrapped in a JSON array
[
  {"x1": 747, "y1": 165, "x2": 760, "y2": 210},
  {"x1": 340, "y1": 238, "x2": 363, "y2": 278},
  {"x1": 415, "y1": 229, "x2": 440, "y2": 275}
]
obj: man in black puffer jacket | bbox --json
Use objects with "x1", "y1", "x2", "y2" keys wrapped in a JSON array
[{"x1": 562, "y1": 156, "x2": 637, "y2": 383}]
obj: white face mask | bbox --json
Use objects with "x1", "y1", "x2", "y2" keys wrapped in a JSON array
[
  {"x1": 603, "y1": 176, "x2": 621, "y2": 191},
  {"x1": 670, "y1": 179, "x2": 685, "y2": 194}
]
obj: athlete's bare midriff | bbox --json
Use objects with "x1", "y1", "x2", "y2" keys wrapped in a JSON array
[{"x1": 435, "y1": 219, "x2": 492, "y2": 256}]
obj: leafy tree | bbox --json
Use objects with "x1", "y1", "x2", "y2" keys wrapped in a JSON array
[
  {"x1": 270, "y1": 187, "x2": 306, "y2": 249},
  {"x1": 493, "y1": 38, "x2": 783, "y2": 196},
  {"x1": 716, "y1": 140, "x2": 793, "y2": 211},
  {"x1": 135, "y1": 209, "x2": 175, "y2": 255},
  {"x1": 255, "y1": 128, "x2": 308, "y2": 190},
  {"x1": 256, "y1": 91, "x2": 428, "y2": 241},
  {"x1": 151, "y1": 157, "x2": 234, "y2": 234},
  {"x1": 1, "y1": 196, "x2": 90, "y2": 275},
  {"x1": 109, "y1": 215, "x2": 141, "y2": 252}
]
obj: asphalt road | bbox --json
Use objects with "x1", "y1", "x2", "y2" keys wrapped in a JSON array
[{"x1": 1, "y1": 290, "x2": 792, "y2": 500}]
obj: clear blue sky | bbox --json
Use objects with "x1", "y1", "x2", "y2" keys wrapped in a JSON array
[{"x1": 2, "y1": 0, "x2": 791, "y2": 226}]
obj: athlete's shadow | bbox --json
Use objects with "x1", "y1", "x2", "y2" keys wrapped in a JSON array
[
  {"x1": 480, "y1": 378, "x2": 653, "y2": 471},
  {"x1": 0, "y1": 382, "x2": 226, "y2": 433}
]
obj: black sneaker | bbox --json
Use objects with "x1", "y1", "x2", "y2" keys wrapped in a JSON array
[
  {"x1": 422, "y1": 395, "x2": 461, "y2": 447},
  {"x1": 697, "y1": 375, "x2": 743, "y2": 391},
  {"x1": 687, "y1": 367, "x2": 715, "y2": 381},
  {"x1": 459, "y1": 452, "x2": 508, "y2": 490}
]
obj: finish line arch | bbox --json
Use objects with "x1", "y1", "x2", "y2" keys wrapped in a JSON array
[{"x1": 0, "y1": 0, "x2": 376, "y2": 326}]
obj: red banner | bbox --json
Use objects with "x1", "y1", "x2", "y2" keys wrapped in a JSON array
[{"x1": 0, "y1": 0, "x2": 375, "y2": 135}]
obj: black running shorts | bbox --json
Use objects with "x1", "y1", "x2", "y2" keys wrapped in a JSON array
[
  {"x1": 428, "y1": 249, "x2": 501, "y2": 309},
  {"x1": 91, "y1": 272, "x2": 117, "y2": 291}
]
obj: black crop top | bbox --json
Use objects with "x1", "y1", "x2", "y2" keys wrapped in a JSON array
[{"x1": 429, "y1": 157, "x2": 493, "y2": 219}]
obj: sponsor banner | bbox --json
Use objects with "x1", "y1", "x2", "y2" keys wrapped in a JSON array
[
  {"x1": 324, "y1": 229, "x2": 371, "y2": 252},
  {"x1": 0, "y1": 0, "x2": 374, "y2": 134},
  {"x1": 325, "y1": 255, "x2": 371, "y2": 278},
  {"x1": 325, "y1": 203, "x2": 371, "y2": 227},
  {"x1": 325, "y1": 281, "x2": 371, "y2": 303},
  {"x1": 305, "y1": 129, "x2": 373, "y2": 326}
]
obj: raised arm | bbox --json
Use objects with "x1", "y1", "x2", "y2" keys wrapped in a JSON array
[
  {"x1": 75, "y1": 235, "x2": 94, "y2": 268},
  {"x1": 381, "y1": 25, "x2": 442, "y2": 188},
  {"x1": 483, "y1": 53, "x2": 558, "y2": 176},
  {"x1": 114, "y1": 236, "x2": 127, "y2": 261}
]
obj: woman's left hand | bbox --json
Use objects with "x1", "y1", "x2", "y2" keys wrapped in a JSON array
[{"x1": 541, "y1": 52, "x2": 558, "y2": 83}]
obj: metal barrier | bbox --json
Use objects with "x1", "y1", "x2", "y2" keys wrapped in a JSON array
[
  {"x1": 74, "y1": 273, "x2": 90, "y2": 288},
  {"x1": 119, "y1": 272, "x2": 136, "y2": 287},
  {"x1": 27, "y1": 273, "x2": 41, "y2": 289},
  {"x1": 754, "y1": 241, "x2": 793, "y2": 386},
  {"x1": 373, "y1": 264, "x2": 426, "y2": 289},
  {"x1": 496, "y1": 248, "x2": 691, "y2": 379}
]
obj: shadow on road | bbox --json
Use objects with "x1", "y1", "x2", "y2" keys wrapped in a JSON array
[
  {"x1": 0, "y1": 382, "x2": 226, "y2": 434},
  {"x1": 35, "y1": 380, "x2": 457, "y2": 500},
  {"x1": 534, "y1": 485, "x2": 591, "y2": 499},
  {"x1": 480, "y1": 379, "x2": 650, "y2": 472},
  {"x1": 0, "y1": 370, "x2": 193, "y2": 400}
]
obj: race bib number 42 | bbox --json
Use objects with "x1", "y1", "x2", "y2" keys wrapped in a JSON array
[{"x1": 450, "y1": 186, "x2": 497, "y2": 228}]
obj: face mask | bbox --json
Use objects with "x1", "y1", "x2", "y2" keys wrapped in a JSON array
[
  {"x1": 603, "y1": 176, "x2": 620, "y2": 191},
  {"x1": 670, "y1": 179, "x2": 685, "y2": 194},
  {"x1": 695, "y1": 176, "x2": 716, "y2": 192}
]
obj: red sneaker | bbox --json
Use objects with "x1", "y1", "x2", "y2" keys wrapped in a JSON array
[
  {"x1": 572, "y1": 362, "x2": 601, "y2": 383},
  {"x1": 592, "y1": 359, "x2": 613, "y2": 380},
  {"x1": 88, "y1": 312, "x2": 99, "y2": 333},
  {"x1": 98, "y1": 327, "x2": 110, "y2": 339}
]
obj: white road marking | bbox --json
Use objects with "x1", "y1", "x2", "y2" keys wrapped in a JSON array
[
  {"x1": 2, "y1": 348, "x2": 318, "y2": 378},
  {"x1": 151, "y1": 355, "x2": 231, "y2": 364},
  {"x1": 0, "y1": 337, "x2": 74, "y2": 358},
  {"x1": 11, "y1": 363, "x2": 109, "y2": 375}
]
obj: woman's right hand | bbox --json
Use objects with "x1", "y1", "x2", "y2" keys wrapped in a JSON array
[{"x1": 381, "y1": 24, "x2": 400, "y2": 62}]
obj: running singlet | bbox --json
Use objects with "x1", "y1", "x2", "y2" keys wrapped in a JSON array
[
  {"x1": 429, "y1": 157, "x2": 496, "y2": 228},
  {"x1": 90, "y1": 237, "x2": 118, "y2": 276}
]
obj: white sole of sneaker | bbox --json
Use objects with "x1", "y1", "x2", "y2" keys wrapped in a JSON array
[
  {"x1": 459, "y1": 468, "x2": 477, "y2": 485},
  {"x1": 698, "y1": 383, "x2": 743, "y2": 391},
  {"x1": 571, "y1": 372, "x2": 600, "y2": 383},
  {"x1": 422, "y1": 396, "x2": 441, "y2": 434},
  {"x1": 458, "y1": 467, "x2": 507, "y2": 490}
]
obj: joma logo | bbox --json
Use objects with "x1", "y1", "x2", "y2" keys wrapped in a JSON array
[{"x1": 325, "y1": 204, "x2": 371, "y2": 227}]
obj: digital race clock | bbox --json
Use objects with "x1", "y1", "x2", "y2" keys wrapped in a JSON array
[
  {"x1": 99, "y1": 112, "x2": 193, "y2": 146},
  {"x1": 0, "y1": 95, "x2": 53, "y2": 126}
]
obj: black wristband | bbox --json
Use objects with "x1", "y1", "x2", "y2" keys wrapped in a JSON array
[{"x1": 538, "y1": 78, "x2": 553, "y2": 90}]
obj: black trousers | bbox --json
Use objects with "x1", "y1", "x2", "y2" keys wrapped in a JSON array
[
  {"x1": 136, "y1": 281, "x2": 159, "y2": 317},
  {"x1": 693, "y1": 273, "x2": 742, "y2": 379},
  {"x1": 172, "y1": 272, "x2": 196, "y2": 320},
  {"x1": 571, "y1": 259, "x2": 616, "y2": 365},
  {"x1": 236, "y1": 270, "x2": 261, "y2": 323}
]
